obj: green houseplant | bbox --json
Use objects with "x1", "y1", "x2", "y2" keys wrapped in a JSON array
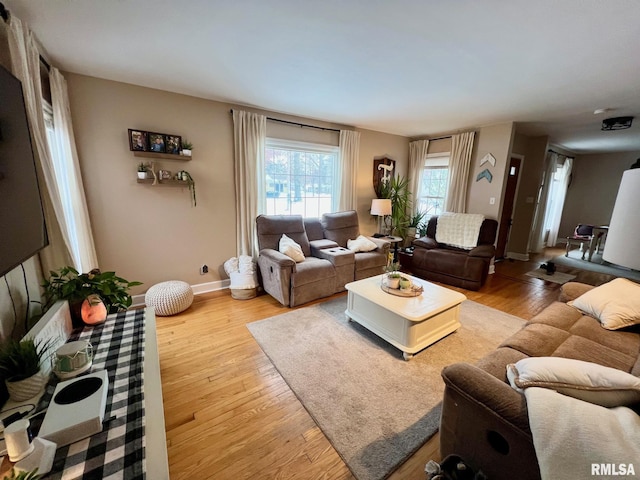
[
  {"x1": 137, "y1": 162, "x2": 149, "y2": 179},
  {"x1": 378, "y1": 175, "x2": 412, "y2": 240},
  {"x1": 176, "y1": 170, "x2": 196, "y2": 206},
  {"x1": 3, "y1": 468, "x2": 41, "y2": 480},
  {"x1": 42, "y1": 267, "x2": 142, "y2": 325},
  {"x1": 0, "y1": 337, "x2": 52, "y2": 401},
  {"x1": 180, "y1": 140, "x2": 193, "y2": 156}
]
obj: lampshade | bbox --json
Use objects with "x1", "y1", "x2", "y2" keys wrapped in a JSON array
[
  {"x1": 371, "y1": 199, "x2": 392, "y2": 216},
  {"x1": 603, "y1": 168, "x2": 640, "y2": 270}
]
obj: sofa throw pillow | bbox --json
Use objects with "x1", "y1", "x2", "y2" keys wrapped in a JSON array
[
  {"x1": 347, "y1": 235, "x2": 378, "y2": 253},
  {"x1": 279, "y1": 234, "x2": 305, "y2": 263},
  {"x1": 568, "y1": 277, "x2": 640, "y2": 330},
  {"x1": 507, "y1": 356, "x2": 640, "y2": 407}
]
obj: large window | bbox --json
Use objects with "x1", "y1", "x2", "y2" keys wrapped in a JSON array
[
  {"x1": 264, "y1": 139, "x2": 338, "y2": 217},
  {"x1": 417, "y1": 154, "x2": 449, "y2": 217}
]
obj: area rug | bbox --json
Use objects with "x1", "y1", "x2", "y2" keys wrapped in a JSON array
[
  {"x1": 247, "y1": 297, "x2": 526, "y2": 480},
  {"x1": 525, "y1": 268, "x2": 576, "y2": 285},
  {"x1": 553, "y1": 250, "x2": 640, "y2": 283}
]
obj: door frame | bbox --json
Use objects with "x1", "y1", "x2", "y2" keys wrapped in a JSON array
[{"x1": 496, "y1": 154, "x2": 525, "y2": 259}]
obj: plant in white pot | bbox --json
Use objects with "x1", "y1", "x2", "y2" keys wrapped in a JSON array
[
  {"x1": 137, "y1": 162, "x2": 149, "y2": 179},
  {"x1": 384, "y1": 262, "x2": 402, "y2": 289},
  {"x1": 180, "y1": 140, "x2": 193, "y2": 157},
  {"x1": 0, "y1": 337, "x2": 52, "y2": 401}
]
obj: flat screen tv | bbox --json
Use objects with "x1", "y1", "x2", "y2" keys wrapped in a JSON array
[{"x1": 0, "y1": 65, "x2": 48, "y2": 277}]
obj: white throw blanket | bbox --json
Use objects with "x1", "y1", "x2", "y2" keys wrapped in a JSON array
[
  {"x1": 525, "y1": 387, "x2": 640, "y2": 480},
  {"x1": 435, "y1": 213, "x2": 485, "y2": 249}
]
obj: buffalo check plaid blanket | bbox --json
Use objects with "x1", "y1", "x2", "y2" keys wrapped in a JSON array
[{"x1": 36, "y1": 309, "x2": 147, "y2": 479}]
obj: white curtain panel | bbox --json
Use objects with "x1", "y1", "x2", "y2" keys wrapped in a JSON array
[
  {"x1": 445, "y1": 131, "x2": 476, "y2": 213},
  {"x1": 233, "y1": 110, "x2": 266, "y2": 258},
  {"x1": 530, "y1": 151, "x2": 558, "y2": 252},
  {"x1": 408, "y1": 139, "x2": 429, "y2": 215},
  {"x1": 338, "y1": 130, "x2": 360, "y2": 211},
  {"x1": 50, "y1": 68, "x2": 99, "y2": 272},
  {"x1": 545, "y1": 157, "x2": 572, "y2": 247},
  {"x1": 8, "y1": 17, "x2": 74, "y2": 272}
]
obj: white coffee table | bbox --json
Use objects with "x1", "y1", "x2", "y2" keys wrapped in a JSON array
[{"x1": 345, "y1": 274, "x2": 467, "y2": 360}]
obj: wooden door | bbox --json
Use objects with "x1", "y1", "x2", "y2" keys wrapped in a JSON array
[{"x1": 495, "y1": 157, "x2": 522, "y2": 259}]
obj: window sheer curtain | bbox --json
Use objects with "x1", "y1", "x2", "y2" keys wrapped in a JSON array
[
  {"x1": 49, "y1": 68, "x2": 98, "y2": 271},
  {"x1": 408, "y1": 140, "x2": 429, "y2": 215},
  {"x1": 232, "y1": 110, "x2": 266, "y2": 258},
  {"x1": 337, "y1": 130, "x2": 360, "y2": 211},
  {"x1": 536, "y1": 152, "x2": 572, "y2": 248},
  {"x1": 444, "y1": 131, "x2": 476, "y2": 213},
  {"x1": 8, "y1": 17, "x2": 74, "y2": 273}
]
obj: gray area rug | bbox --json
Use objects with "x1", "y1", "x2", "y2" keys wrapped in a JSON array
[
  {"x1": 247, "y1": 297, "x2": 526, "y2": 480},
  {"x1": 553, "y1": 250, "x2": 640, "y2": 283}
]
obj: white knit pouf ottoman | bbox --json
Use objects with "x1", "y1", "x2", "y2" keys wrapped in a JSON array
[{"x1": 145, "y1": 280, "x2": 193, "y2": 316}]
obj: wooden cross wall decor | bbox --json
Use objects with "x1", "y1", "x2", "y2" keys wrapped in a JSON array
[{"x1": 373, "y1": 157, "x2": 395, "y2": 198}]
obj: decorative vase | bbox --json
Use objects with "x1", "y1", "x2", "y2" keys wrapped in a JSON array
[
  {"x1": 137, "y1": 171, "x2": 147, "y2": 179},
  {"x1": 5, "y1": 372, "x2": 47, "y2": 402},
  {"x1": 386, "y1": 274, "x2": 400, "y2": 289},
  {"x1": 181, "y1": 149, "x2": 192, "y2": 157},
  {"x1": 399, "y1": 277, "x2": 411, "y2": 290}
]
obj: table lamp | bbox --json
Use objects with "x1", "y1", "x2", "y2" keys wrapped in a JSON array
[{"x1": 371, "y1": 199, "x2": 392, "y2": 235}]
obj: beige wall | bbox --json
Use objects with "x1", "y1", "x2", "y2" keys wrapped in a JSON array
[
  {"x1": 65, "y1": 74, "x2": 409, "y2": 294},
  {"x1": 508, "y1": 133, "x2": 549, "y2": 255},
  {"x1": 356, "y1": 129, "x2": 410, "y2": 236},
  {"x1": 558, "y1": 151, "x2": 640, "y2": 241},
  {"x1": 467, "y1": 122, "x2": 515, "y2": 219}
]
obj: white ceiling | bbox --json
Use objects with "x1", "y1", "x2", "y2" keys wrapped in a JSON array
[{"x1": 6, "y1": 0, "x2": 640, "y2": 154}]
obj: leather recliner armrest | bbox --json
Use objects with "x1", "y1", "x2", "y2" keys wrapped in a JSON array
[
  {"x1": 441, "y1": 362, "x2": 531, "y2": 432},
  {"x1": 468, "y1": 245, "x2": 496, "y2": 258},
  {"x1": 413, "y1": 237, "x2": 439, "y2": 249}
]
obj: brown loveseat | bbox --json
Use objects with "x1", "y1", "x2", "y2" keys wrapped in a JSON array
[
  {"x1": 256, "y1": 211, "x2": 389, "y2": 307},
  {"x1": 411, "y1": 216, "x2": 498, "y2": 290},
  {"x1": 439, "y1": 282, "x2": 640, "y2": 480}
]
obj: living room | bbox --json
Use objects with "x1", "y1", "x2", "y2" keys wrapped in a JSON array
[{"x1": 1, "y1": 2, "x2": 640, "y2": 479}]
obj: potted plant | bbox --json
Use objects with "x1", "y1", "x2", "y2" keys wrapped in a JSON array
[
  {"x1": 176, "y1": 170, "x2": 196, "y2": 207},
  {"x1": 378, "y1": 175, "x2": 412, "y2": 240},
  {"x1": 180, "y1": 140, "x2": 193, "y2": 157},
  {"x1": 406, "y1": 210, "x2": 427, "y2": 247},
  {"x1": 42, "y1": 267, "x2": 142, "y2": 327},
  {"x1": 137, "y1": 162, "x2": 149, "y2": 179},
  {"x1": 0, "y1": 337, "x2": 52, "y2": 401},
  {"x1": 384, "y1": 262, "x2": 402, "y2": 289}
]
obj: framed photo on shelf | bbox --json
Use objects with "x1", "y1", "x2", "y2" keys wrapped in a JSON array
[
  {"x1": 165, "y1": 135, "x2": 181, "y2": 155},
  {"x1": 128, "y1": 129, "x2": 148, "y2": 151},
  {"x1": 148, "y1": 132, "x2": 166, "y2": 153}
]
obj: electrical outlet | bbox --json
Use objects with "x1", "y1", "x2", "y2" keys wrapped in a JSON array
[{"x1": 200, "y1": 264, "x2": 208, "y2": 275}]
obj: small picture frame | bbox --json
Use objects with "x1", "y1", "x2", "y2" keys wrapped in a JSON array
[
  {"x1": 165, "y1": 135, "x2": 181, "y2": 155},
  {"x1": 148, "y1": 132, "x2": 166, "y2": 153},
  {"x1": 128, "y1": 129, "x2": 148, "y2": 151}
]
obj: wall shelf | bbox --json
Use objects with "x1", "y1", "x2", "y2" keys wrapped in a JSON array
[
  {"x1": 133, "y1": 151, "x2": 192, "y2": 161},
  {"x1": 137, "y1": 178, "x2": 190, "y2": 186}
]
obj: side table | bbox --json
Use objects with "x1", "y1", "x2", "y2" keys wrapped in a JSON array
[{"x1": 398, "y1": 250, "x2": 413, "y2": 272}]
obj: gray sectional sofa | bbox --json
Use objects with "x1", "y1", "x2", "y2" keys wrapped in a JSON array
[{"x1": 256, "y1": 211, "x2": 389, "y2": 307}]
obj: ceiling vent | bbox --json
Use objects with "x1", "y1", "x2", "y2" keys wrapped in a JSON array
[{"x1": 602, "y1": 116, "x2": 634, "y2": 131}]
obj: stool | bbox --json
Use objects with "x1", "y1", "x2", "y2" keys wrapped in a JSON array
[{"x1": 145, "y1": 280, "x2": 193, "y2": 316}]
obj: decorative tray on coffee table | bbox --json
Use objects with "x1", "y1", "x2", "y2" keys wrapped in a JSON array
[{"x1": 380, "y1": 279, "x2": 424, "y2": 297}]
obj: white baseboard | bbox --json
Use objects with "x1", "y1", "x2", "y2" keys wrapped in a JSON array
[
  {"x1": 131, "y1": 279, "x2": 231, "y2": 308},
  {"x1": 506, "y1": 252, "x2": 530, "y2": 261}
]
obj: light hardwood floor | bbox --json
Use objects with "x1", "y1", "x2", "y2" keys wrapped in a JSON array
[{"x1": 158, "y1": 249, "x2": 567, "y2": 479}]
